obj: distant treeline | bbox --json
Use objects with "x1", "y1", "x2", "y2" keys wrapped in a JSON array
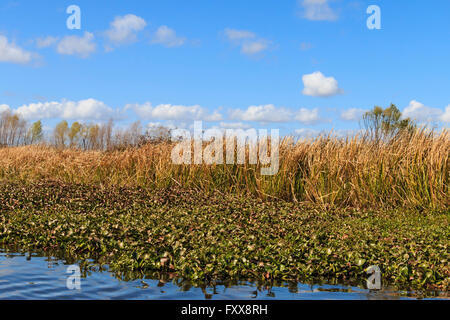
[
  {"x1": 0, "y1": 103, "x2": 426, "y2": 150},
  {"x1": 0, "y1": 111, "x2": 171, "y2": 150}
]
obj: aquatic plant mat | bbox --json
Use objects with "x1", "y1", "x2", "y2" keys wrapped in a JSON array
[{"x1": 0, "y1": 182, "x2": 448, "y2": 294}]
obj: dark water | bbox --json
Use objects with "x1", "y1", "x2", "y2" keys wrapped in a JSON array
[{"x1": 0, "y1": 250, "x2": 445, "y2": 300}]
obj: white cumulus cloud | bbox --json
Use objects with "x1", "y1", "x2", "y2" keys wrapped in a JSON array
[
  {"x1": 230, "y1": 104, "x2": 292, "y2": 122},
  {"x1": 295, "y1": 128, "x2": 321, "y2": 139},
  {"x1": 219, "y1": 122, "x2": 252, "y2": 130},
  {"x1": 341, "y1": 108, "x2": 367, "y2": 121},
  {"x1": 127, "y1": 103, "x2": 222, "y2": 121},
  {"x1": 57, "y1": 32, "x2": 96, "y2": 58},
  {"x1": 302, "y1": 71, "x2": 342, "y2": 97},
  {"x1": 151, "y1": 26, "x2": 186, "y2": 48},
  {"x1": 105, "y1": 14, "x2": 147, "y2": 45},
  {"x1": 230, "y1": 104, "x2": 321, "y2": 124},
  {"x1": 295, "y1": 108, "x2": 320, "y2": 124},
  {"x1": 402, "y1": 100, "x2": 443, "y2": 123},
  {"x1": 0, "y1": 104, "x2": 11, "y2": 113},
  {"x1": 299, "y1": 0, "x2": 338, "y2": 21},
  {"x1": 0, "y1": 35, "x2": 33, "y2": 64},
  {"x1": 440, "y1": 105, "x2": 450, "y2": 123},
  {"x1": 15, "y1": 99, "x2": 116, "y2": 120}
]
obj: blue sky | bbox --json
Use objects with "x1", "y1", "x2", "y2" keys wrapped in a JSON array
[{"x1": 1, "y1": 0, "x2": 449, "y2": 136}]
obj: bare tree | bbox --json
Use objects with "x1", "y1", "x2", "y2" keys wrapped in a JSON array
[
  {"x1": 88, "y1": 124, "x2": 100, "y2": 150},
  {"x1": 0, "y1": 111, "x2": 27, "y2": 146},
  {"x1": 54, "y1": 120, "x2": 69, "y2": 148},
  {"x1": 146, "y1": 124, "x2": 172, "y2": 143},
  {"x1": 104, "y1": 119, "x2": 114, "y2": 150},
  {"x1": 27, "y1": 120, "x2": 43, "y2": 145},
  {"x1": 68, "y1": 121, "x2": 81, "y2": 148}
]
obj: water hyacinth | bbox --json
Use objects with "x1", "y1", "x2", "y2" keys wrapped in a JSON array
[{"x1": 0, "y1": 182, "x2": 448, "y2": 293}]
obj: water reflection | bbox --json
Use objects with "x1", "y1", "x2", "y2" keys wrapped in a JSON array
[{"x1": 0, "y1": 249, "x2": 446, "y2": 300}]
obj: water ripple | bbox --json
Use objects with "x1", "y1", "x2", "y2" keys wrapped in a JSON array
[{"x1": 0, "y1": 250, "x2": 445, "y2": 300}]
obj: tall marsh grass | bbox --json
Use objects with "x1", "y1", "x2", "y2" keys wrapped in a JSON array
[{"x1": 0, "y1": 130, "x2": 448, "y2": 210}]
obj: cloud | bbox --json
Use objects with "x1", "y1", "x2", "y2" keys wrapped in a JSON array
[
  {"x1": 241, "y1": 40, "x2": 270, "y2": 55},
  {"x1": 57, "y1": 32, "x2": 96, "y2": 58},
  {"x1": 230, "y1": 104, "x2": 291, "y2": 122},
  {"x1": 0, "y1": 104, "x2": 10, "y2": 113},
  {"x1": 342, "y1": 102, "x2": 450, "y2": 124},
  {"x1": 147, "y1": 122, "x2": 174, "y2": 129},
  {"x1": 224, "y1": 28, "x2": 271, "y2": 56},
  {"x1": 15, "y1": 99, "x2": 116, "y2": 120},
  {"x1": 127, "y1": 103, "x2": 222, "y2": 121},
  {"x1": 151, "y1": 26, "x2": 186, "y2": 48},
  {"x1": 105, "y1": 14, "x2": 147, "y2": 45},
  {"x1": 219, "y1": 122, "x2": 252, "y2": 130},
  {"x1": 0, "y1": 35, "x2": 33, "y2": 64},
  {"x1": 441, "y1": 105, "x2": 450, "y2": 123},
  {"x1": 341, "y1": 108, "x2": 367, "y2": 121},
  {"x1": 302, "y1": 71, "x2": 342, "y2": 97},
  {"x1": 36, "y1": 36, "x2": 59, "y2": 48},
  {"x1": 295, "y1": 128, "x2": 320, "y2": 139},
  {"x1": 224, "y1": 28, "x2": 256, "y2": 41},
  {"x1": 230, "y1": 104, "x2": 321, "y2": 124},
  {"x1": 402, "y1": 100, "x2": 443, "y2": 123},
  {"x1": 295, "y1": 108, "x2": 320, "y2": 124},
  {"x1": 299, "y1": 0, "x2": 338, "y2": 21}
]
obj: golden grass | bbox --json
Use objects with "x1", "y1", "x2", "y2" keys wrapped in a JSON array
[{"x1": 0, "y1": 130, "x2": 448, "y2": 210}]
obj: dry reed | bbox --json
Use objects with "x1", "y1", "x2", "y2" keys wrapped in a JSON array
[{"x1": 0, "y1": 130, "x2": 448, "y2": 210}]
